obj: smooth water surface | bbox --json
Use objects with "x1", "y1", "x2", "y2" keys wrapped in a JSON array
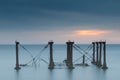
[{"x1": 0, "y1": 44, "x2": 120, "y2": 80}]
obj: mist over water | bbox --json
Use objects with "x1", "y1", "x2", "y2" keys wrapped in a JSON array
[{"x1": 0, "y1": 44, "x2": 120, "y2": 80}]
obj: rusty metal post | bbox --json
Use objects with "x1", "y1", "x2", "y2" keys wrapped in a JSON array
[{"x1": 15, "y1": 41, "x2": 21, "y2": 70}]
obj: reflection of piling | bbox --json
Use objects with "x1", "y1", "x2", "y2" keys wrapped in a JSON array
[
  {"x1": 102, "y1": 42, "x2": 108, "y2": 69},
  {"x1": 98, "y1": 42, "x2": 102, "y2": 67},
  {"x1": 92, "y1": 42, "x2": 95, "y2": 64},
  {"x1": 48, "y1": 41, "x2": 54, "y2": 69},
  {"x1": 66, "y1": 41, "x2": 74, "y2": 69},
  {"x1": 96, "y1": 42, "x2": 99, "y2": 65},
  {"x1": 15, "y1": 41, "x2": 21, "y2": 70}
]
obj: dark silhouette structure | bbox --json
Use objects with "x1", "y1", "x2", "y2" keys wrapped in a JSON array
[
  {"x1": 102, "y1": 42, "x2": 108, "y2": 69},
  {"x1": 66, "y1": 41, "x2": 74, "y2": 69},
  {"x1": 92, "y1": 42, "x2": 95, "y2": 64},
  {"x1": 92, "y1": 41, "x2": 108, "y2": 69},
  {"x1": 15, "y1": 41, "x2": 21, "y2": 70},
  {"x1": 98, "y1": 42, "x2": 102, "y2": 67},
  {"x1": 48, "y1": 41, "x2": 54, "y2": 69},
  {"x1": 14, "y1": 40, "x2": 108, "y2": 70},
  {"x1": 82, "y1": 55, "x2": 85, "y2": 65},
  {"x1": 79, "y1": 54, "x2": 89, "y2": 66},
  {"x1": 96, "y1": 42, "x2": 99, "y2": 65}
]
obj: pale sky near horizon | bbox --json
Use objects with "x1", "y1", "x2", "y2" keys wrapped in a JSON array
[{"x1": 0, "y1": 0, "x2": 120, "y2": 44}]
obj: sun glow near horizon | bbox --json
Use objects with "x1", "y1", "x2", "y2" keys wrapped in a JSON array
[{"x1": 75, "y1": 30, "x2": 111, "y2": 36}]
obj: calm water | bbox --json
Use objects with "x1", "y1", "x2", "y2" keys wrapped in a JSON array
[{"x1": 0, "y1": 44, "x2": 120, "y2": 80}]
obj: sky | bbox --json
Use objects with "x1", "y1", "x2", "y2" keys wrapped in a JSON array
[{"x1": 0, "y1": 0, "x2": 120, "y2": 44}]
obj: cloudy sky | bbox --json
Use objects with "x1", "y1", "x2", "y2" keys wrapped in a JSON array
[{"x1": 0, "y1": 0, "x2": 120, "y2": 44}]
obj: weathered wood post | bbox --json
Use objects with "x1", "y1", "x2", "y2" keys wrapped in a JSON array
[
  {"x1": 15, "y1": 41, "x2": 21, "y2": 70},
  {"x1": 96, "y1": 42, "x2": 99, "y2": 65},
  {"x1": 98, "y1": 42, "x2": 102, "y2": 67},
  {"x1": 102, "y1": 41, "x2": 108, "y2": 69},
  {"x1": 66, "y1": 41, "x2": 74, "y2": 69},
  {"x1": 92, "y1": 42, "x2": 95, "y2": 64},
  {"x1": 66, "y1": 42, "x2": 70, "y2": 64},
  {"x1": 48, "y1": 41, "x2": 54, "y2": 69},
  {"x1": 82, "y1": 55, "x2": 85, "y2": 65}
]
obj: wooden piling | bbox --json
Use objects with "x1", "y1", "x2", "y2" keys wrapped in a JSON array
[
  {"x1": 92, "y1": 42, "x2": 95, "y2": 64},
  {"x1": 96, "y1": 42, "x2": 99, "y2": 65},
  {"x1": 98, "y1": 42, "x2": 102, "y2": 67},
  {"x1": 102, "y1": 42, "x2": 108, "y2": 69},
  {"x1": 66, "y1": 41, "x2": 74, "y2": 69},
  {"x1": 15, "y1": 41, "x2": 21, "y2": 70},
  {"x1": 83, "y1": 55, "x2": 85, "y2": 64},
  {"x1": 66, "y1": 42, "x2": 70, "y2": 64},
  {"x1": 48, "y1": 41, "x2": 54, "y2": 69}
]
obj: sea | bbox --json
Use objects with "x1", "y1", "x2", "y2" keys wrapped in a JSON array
[{"x1": 0, "y1": 44, "x2": 120, "y2": 80}]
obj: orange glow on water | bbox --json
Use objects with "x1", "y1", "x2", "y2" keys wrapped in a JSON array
[{"x1": 75, "y1": 30, "x2": 110, "y2": 36}]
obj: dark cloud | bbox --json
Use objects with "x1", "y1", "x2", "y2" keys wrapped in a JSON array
[
  {"x1": 0, "y1": 0, "x2": 120, "y2": 31},
  {"x1": 0, "y1": 0, "x2": 120, "y2": 15}
]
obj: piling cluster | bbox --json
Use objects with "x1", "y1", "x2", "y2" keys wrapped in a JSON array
[
  {"x1": 15, "y1": 40, "x2": 108, "y2": 70},
  {"x1": 92, "y1": 41, "x2": 108, "y2": 69}
]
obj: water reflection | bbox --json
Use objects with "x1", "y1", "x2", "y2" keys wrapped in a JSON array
[
  {"x1": 66, "y1": 69, "x2": 73, "y2": 80},
  {"x1": 91, "y1": 65, "x2": 107, "y2": 80},
  {"x1": 101, "y1": 69, "x2": 107, "y2": 80},
  {"x1": 14, "y1": 70, "x2": 21, "y2": 80},
  {"x1": 48, "y1": 69, "x2": 54, "y2": 80},
  {"x1": 1, "y1": 44, "x2": 118, "y2": 80}
]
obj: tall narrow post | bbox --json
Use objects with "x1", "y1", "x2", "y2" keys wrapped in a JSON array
[
  {"x1": 102, "y1": 42, "x2": 108, "y2": 69},
  {"x1": 83, "y1": 55, "x2": 85, "y2": 65},
  {"x1": 48, "y1": 41, "x2": 54, "y2": 69},
  {"x1": 15, "y1": 41, "x2": 21, "y2": 70},
  {"x1": 98, "y1": 42, "x2": 102, "y2": 67},
  {"x1": 69, "y1": 42, "x2": 74, "y2": 68},
  {"x1": 92, "y1": 42, "x2": 95, "y2": 64},
  {"x1": 66, "y1": 42, "x2": 70, "y2": 64},
  {"x1": 66, "y1": 41, "x2": 74, "y2": 69},
  {"x1": 96, "y1": 42, "x2": 99, "y2": 65},
  {"x1": 66, "y1": 42, "x2": 70, "y2": 66}
]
